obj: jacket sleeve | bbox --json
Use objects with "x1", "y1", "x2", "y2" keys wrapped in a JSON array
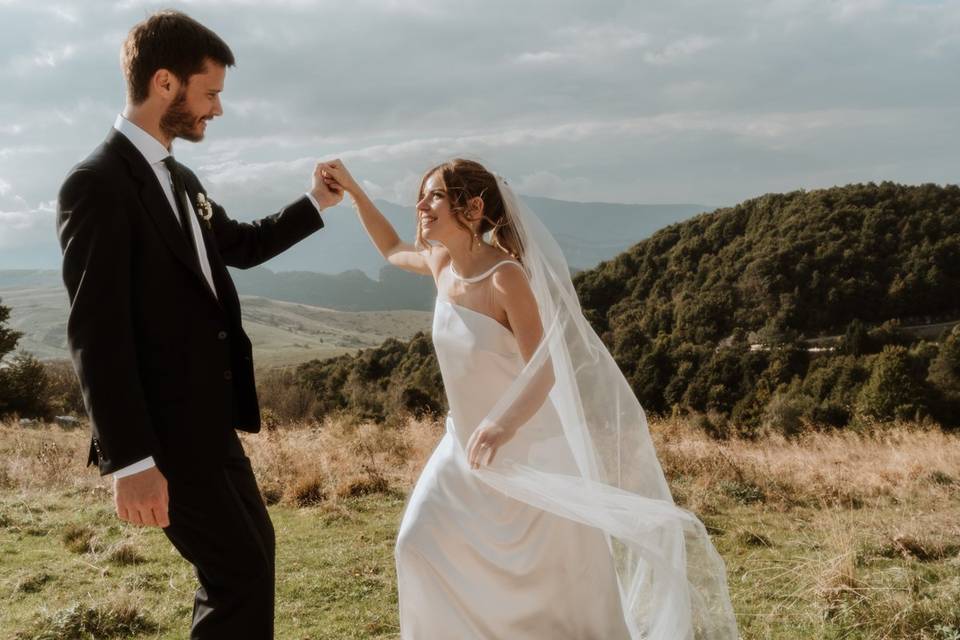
[
  {"x1": 57, "y1": 168, "x2": 159, "y2": 475},
  {"x1": 186, "y1": 170, "x2": 325, "y2": 270}
]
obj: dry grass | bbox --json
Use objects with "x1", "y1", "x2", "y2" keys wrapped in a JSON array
[
  {"x1": 14, "y1": 598, "x2": 159, "y2": 640},
  {"x1": 241, "y1": 416, "x2": 442, "y2": 507},
  {"x1": 2, "y1": 416, "x2": 958, "y2": 514},
  {"x1": 651, "y1": 417, "x2": 960, "y2": 512},
  {"x1": 0, "y1": 423, "x2": 97, "y2": 493},
  {"x1": 60, "y1": 523, "x2": 95, "y2": 554}
]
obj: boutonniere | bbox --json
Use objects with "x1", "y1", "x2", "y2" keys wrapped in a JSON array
[{"x1": 195, "y1": 192, "x2": 214, "y2": 229}]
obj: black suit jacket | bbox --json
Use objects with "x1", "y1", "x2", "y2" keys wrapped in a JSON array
[{"x1": 57, "y1": 129, "x2": 324, "y2": 476}]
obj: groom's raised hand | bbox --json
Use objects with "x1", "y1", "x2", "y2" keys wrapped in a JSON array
[
  {"x1": 114, "y1": 466, "x2": 170, "y2": 528},
  {"x1": 311, "y1": 162, "x2": 345, "y2": 209}
]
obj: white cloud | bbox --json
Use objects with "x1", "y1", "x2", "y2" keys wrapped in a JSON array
[
  {"x1": 643, "y1": 35, "x2": 716, "y2": 66},
  {"x1": 514, "y1": 50, "x2": 568, "y2": 65},
  {"x1": 10, "y1": 44, "x2": 77, "y2": 73},
  {"x1": 0, "y1": 145, "x2": 53, "y2": 160},
  {"x1": 113, "y1": 0, "x2": 446, "y2": 12},
  {"x1": 516, "y1": 170, "x2": 563, "y2": 195},
  {"x1": 192, "y1": 106, "x2": 941, "y2": 194},
  {"x1": 514, "y1": 25, "x2": 649, "y2": 65},
  {"x1": 114, "y1": 0, "x2": 334, "y2": 8},
  {"x1": 47, "y1": 4, "x2": 81, "y2": 22},
  {"x1": 194, "y1": 131, "x2": 355, "y2": 162},
  {"x1": 829, "y1": 0, "x2": 888, "y2": 22},
  {"x1": 387, "y1": 171, "x2": 424, "y2": 205},
  {"x1": 360, "y1": 178, "x2": 385, "y2": 199},
  {"x1": 558, "y1": 25, "x2": 649, "y2": 52},
  {"x1": 0, "y1": 201, "x2": 55, "y2": 249}
]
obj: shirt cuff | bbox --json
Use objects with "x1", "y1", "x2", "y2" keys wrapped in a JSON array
[
  {"x1": 305, "y1": 191, "x2": 323, "y2": 214},
  {"x1": 113, "y1": 456, "x2": 156, "y2": 478}
]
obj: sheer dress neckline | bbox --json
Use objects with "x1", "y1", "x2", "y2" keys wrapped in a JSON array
[
  {"x1": 438, "y1": 259, "x2": 524, "y2": 334},
  {"x1": 448, "y1": 259, "x2": 523, "y2": 283}
]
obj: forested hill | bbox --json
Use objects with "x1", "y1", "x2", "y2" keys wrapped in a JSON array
[
  {"x1": 297, "y1": 182, "x2": 960, "y2": 434},
  {"x1": 575, "y1": 182, "x2": 960, "y2": 343}
]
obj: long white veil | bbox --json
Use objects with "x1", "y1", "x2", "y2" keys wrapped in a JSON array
[{"x1": 463, "y1": 176, "x2": 740, "y2": 639}]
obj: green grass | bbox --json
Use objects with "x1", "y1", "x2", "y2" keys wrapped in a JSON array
[
  {"x1": 1, "y1": 489, "x2": 406, "y2": 639},
  {"x1": 3, "y1": 488, "x2": 959, "y2": 639}
]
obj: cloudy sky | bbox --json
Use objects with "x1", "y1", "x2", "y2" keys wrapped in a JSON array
[{"x1": 1, "y1": 0, "x2": 958, "y2": 270}]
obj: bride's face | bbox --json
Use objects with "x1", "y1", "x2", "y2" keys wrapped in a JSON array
[{"x1": 417, "y1": 172, "x2": 467, "y2": 243}]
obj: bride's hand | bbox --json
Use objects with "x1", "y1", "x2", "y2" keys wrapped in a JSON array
[
  {"x1": 466, "y1": 421, "x2": 517, "y2": 470},
  {"x1": 319, "y1": 158, "x2": 362, "y2": 198},
  {"x1": 311, "y1": 162, "x2": 345, "y2": 209}
]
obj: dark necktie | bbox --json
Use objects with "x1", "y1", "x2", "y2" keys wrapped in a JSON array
[{"x1": 162, "y1": 156, "x2": 197, "y2": 256}]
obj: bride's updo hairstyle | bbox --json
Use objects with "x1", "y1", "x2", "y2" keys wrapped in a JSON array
[{"x1": 415, "y1": 158, "x2": 525, "y2": 262}]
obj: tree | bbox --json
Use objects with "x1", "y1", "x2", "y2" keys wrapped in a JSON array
[
  {"x1": 839, "y1": 319, "x2": 869, "y2": 356},
  {"x1": 928, "y1": 325, "x2": 960, "y2": 427},
  {"x1": 0, "y1": 299, "x2": 22, "y2": 362},
  {"x1": 0, "y1": 298, "x2": 50, "y2": 418},
  {"x1": 0, "y1": 353, "x2": 49, "y2": 418},
  {"x1": 856, "y1": 346, "x2": 924, "y2": 422}
]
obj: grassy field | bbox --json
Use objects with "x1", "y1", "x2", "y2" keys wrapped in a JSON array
[{"x1": 1, "y1": 418, "x2": 959, "y2": 639}]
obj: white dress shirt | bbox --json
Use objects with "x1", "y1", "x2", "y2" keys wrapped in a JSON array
[
  {"x1": 114, "y1": 115, "x2": 218, "y2": 298},
  {"x1": 110, "y1": 115, "x2": 323, "y2": 478}
]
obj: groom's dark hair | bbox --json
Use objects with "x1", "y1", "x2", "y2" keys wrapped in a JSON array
[{"x1": 122, "y1": 10, "x2": 235, "y2": 105}]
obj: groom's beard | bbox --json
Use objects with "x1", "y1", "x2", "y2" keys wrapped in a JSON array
[{"x1": 160, "y1": 88, "x2": 206, "y2": 143}]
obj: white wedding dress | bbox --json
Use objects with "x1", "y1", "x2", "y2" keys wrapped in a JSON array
[
  {"x1": 394, "y1": 176, "x2": 738, "y2": 640},
  {"x1": 396, "y1": 260, "x2": 633, "y2": 639}
]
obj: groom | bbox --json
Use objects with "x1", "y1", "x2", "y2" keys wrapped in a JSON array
[{"x1": 56, "y1": 10, "x2": 340, "y2": 638}]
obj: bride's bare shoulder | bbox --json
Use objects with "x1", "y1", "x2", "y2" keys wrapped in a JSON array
[{"x1": 490, "y1": 259, "x2": 530, "y2": 297}]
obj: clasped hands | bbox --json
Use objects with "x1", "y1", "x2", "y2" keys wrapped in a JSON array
[{"x1": 311, "y1": 159, "x2": 362, "y2": 202}]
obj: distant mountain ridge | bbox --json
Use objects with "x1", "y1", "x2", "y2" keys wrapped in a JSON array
[
  {"x1": 518, "y1": 196, "x2": 710, "y2": 268},
  {"x1": 287, "y1": 196, "x2": 710, "y2": 279},
  {"x1": 1, "y1": 196, "x2": 710, "y2": 312}
]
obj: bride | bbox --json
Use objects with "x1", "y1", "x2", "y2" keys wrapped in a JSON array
[{"x1": 318, "y1": 158, "x2": 739, "y2": 639}]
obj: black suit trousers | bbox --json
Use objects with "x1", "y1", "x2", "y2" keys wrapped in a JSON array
[{"x1": 163, "y1": 432, "x2": 275, "y2": 639}]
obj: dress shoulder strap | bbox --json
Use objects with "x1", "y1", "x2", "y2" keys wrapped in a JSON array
[{"x1": 449, "y1": 259, "x2": 524, "y2": 284}]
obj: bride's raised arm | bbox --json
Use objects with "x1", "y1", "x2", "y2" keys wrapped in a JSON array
[{"x1": 319, "y1": 159, "x2": 433, "y2": 277}]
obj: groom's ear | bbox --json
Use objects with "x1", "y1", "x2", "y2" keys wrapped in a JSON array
[{"x1": 150, "y1": 68, "x2": 180, "y2": 102}]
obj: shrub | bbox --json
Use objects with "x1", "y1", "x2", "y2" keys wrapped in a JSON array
[
  {"x1": 41, "y1": 360, "x2": 85, "y2": 416},
  {"x1": 928, "y1": 325, "x2": 960, "y2": 427},
  {"x1": 0, "y1": 352, "x2": 50, "y2": 419},
  {"x1": 763, "y1": 391, "x2": 814, "y2": 437},
  {"x1": 256, "y1": 367, "x2": 319, "y2": 424},
  {"x1": 856, "y1": 345, "x2": 925, "y2": 422}
]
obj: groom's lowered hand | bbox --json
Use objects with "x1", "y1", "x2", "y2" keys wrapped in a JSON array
[{"x1": 114, "y1": 466, "x2": 170, "y2": 528}]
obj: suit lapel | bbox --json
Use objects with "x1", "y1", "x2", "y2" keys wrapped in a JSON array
[
  {"x1": 184, "y1": 182, "x2": 233, "y2": 312},
  {"x1": 106, "y1": 130, "x2": 220, "y2": 306}
]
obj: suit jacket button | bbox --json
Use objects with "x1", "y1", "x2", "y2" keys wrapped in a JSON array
[
  {"x1": 224, "y1": 370, "x2": 233, "y2": 380},
  {"x1": 218, "y1": 330, "x2": 228, "y2": 340}
]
